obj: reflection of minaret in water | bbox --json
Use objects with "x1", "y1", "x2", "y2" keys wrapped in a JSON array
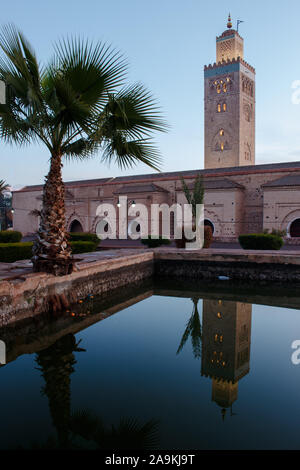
[{"x1": 201, "y1": 299, "x2": 252, "y2": 420}]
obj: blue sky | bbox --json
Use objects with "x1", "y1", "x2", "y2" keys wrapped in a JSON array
[{"x1": 1, "y1": 0, "x2": 300, "y2": 187}]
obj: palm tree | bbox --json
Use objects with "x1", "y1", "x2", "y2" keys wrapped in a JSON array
[
  {"x1": 181, "y1": 173, "x2": 204, "y2": 219},
  {"x1": 177, "y1": 297, "x2": 202, "y2": 359},
  {"x1": 176, "y1": 173, "x2": 205, "y2": 248},
  {"x1": 0, "y1": 25, "x2": 167, "y2": 275}
]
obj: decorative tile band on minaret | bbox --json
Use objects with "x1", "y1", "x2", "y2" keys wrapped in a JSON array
[{"x1": 204, "y1": 15, "x2": 256, "y2": 169}]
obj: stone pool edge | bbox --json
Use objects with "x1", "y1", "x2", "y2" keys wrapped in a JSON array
[
  {"x1": 0, "y1": 250, "x2": 154, "y2": 326},
  {"x1": 1, "y1": 248, "x2": 300, "y2": 325}
]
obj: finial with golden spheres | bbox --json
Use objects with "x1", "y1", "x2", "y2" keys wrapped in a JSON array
[{"x1": 227, "y1": 13, "x2": 232, "y2": 29}]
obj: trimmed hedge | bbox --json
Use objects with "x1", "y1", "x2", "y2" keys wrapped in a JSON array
[
  {"x1": 141, "y1": 236, "x2": 171, "y2": 248},
  {"x1": 0, "y1": 231, "x2": 22, "y2": 243},
  {"x1": 239, "y1": 233, "x2": 283, "y2": 250},
  {"x1": 0, "y1": 240, "x2": 97, "y2": 263},
  {"x1": 0, "y1": 242, "x2": 33, "y2": 262},
  {"x1": 68, "y1": 232, "x2": 100, "y2": 245},
  {"x1": 70, "y1": 241, "x2": 97, "y2": 254}
]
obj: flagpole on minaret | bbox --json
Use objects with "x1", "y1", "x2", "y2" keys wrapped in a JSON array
[{"x1": 237, "y1": 19, "x2": 244, "y2": 33}]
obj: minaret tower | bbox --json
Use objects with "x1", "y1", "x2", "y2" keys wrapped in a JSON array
[{"x1": 204, "y1": 14, "x2": 255, "y2": 169}]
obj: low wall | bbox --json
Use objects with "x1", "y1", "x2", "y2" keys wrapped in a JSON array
[
  {"x1": 0, "y1": 251, "x2": 154, "y2": 326},
  {"x1": 154, "y1": 249, "x2": 300, "y2": 282}
]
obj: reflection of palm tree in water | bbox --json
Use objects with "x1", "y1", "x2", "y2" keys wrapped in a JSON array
[
  {"x1": 35, "y1": 333, "x2": 159, "y2": 449},
  {"x1": 177, "y1": 297, "x2": 202, "y2": 358},
  {"x1": 35, "y1": 333, "x2": 85, "y2": 448}
]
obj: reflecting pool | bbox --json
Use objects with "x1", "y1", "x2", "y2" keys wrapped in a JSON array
[{"x1": 0, "y1": 280, "x2": 300, "y2": 450}]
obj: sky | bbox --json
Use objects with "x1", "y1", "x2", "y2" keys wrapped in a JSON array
[{"x1": 1, "y1": 0, "x2": 300, "y2": 188}]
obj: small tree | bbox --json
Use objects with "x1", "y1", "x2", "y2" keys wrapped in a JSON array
[
  {"x1": 177, "y1": 173, "x2": 205, "y2": 248},
  {"x1": 180, "y1": 173, "x2": 204, "y2": 219}
]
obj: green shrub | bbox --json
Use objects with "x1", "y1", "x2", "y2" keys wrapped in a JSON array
[
  {"x1": 70, "y1": 241, "x2": 97, "y2": 254},
  {"x1": 0, "y1": 231, "x2": 22, "y2": 243},
  {"x1": 0, "y1": 242, "x2": 33, "y2": 262},
  {"x1": 141, "y1": 236, "x2": 171, "y2": 248},
  {"x1": 0, "y1": 239, "x2": 97, "y2": 263},
  {"x1": 238, "y1": 233, "x2": 283, "y2": 250},
  {"x1": 68, "y1": 232, "x2": 100, "y2": 245}
]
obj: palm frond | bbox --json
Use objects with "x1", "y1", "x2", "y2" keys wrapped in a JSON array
[
  {"x1": 101, "y1": 135, "x2": 162, "y2": 171},
  {"x1": 0, "y1": 24, "x2": 42, "y2": 106},
  {"x1": 181, "y1": 173, "x2": 204, "y2": 218},
  {"x1": 102, "y1": 84, "x2": 168, "y2": 140},
  {"x1": 51, "y1": 37, "x2": 127, "y2": 110},
  {"x1": 0, "y1": 179, "x2": 9, "y2": 193},
  {"x1": 69, "y1": 409, "x2": 103, "y2": 441},
  {"x1": 99, "y1": 418, "x2": 159, "y2": 450},
  {"x1": 63, "y1": 136, "x2": 100, "y2": 160},
  {"x1": 180, "y1": 175, "x2": 192, "y2": 205}
]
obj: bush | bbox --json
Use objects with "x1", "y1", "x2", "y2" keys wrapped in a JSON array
[
  {"x1": 238, "y1": 233, "x2": 283, "y2": 250},
  {"x1": 0, "y1": 242, "x2": 33, "y2": 262},
  {"x1": 0, "y1": 239, "x2": 97, "y2": 263},
  {"x1": 70, "y1": 241, "x2": 97, "y2": 254},
  {"x1": 141, "y1": 236, "x2": 171, "y2": 248},
  {"x1": 69, "y1": 233, "x2": 99, "y2": 252},
  {"x1": 0, "y1": 230, "x2": 22, "y2": 243},
  {"x1": 68, "y1": 232, "x2": 100, "y2": 245}
]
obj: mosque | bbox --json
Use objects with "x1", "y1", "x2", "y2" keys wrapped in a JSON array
[{"x1": 12, "y1": 15, "x2": 300, "y2": 242}]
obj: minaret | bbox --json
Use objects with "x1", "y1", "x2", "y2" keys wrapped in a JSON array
[{"x1": 204, "y1": 15, "x2": 255, "y2": 169}]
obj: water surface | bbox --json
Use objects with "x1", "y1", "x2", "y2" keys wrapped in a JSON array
[{"x1": 0, "y1": 280, "x2": 300, "y2": 450}]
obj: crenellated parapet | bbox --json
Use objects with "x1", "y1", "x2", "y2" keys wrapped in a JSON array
[{"x1": 204, "y1": 56, "x2": 255, "y2": 74}]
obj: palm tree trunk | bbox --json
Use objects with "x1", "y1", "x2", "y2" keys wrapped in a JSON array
[{"x1": 32, "y1": 153, "x2": 73, "y2": 276}]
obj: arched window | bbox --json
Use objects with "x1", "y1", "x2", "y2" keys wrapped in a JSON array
[
  {"x1": 290, "y1": 219, "x2": 300, "y2": 237},
  {"x1": 217, "y1": 104, "x2": 221, "y2": 113},
  {"x1": 223, "y1": 103, "x2": 227, "y2": 112},
  {"x1": 204, "y1": 219, "x2": 215, "y2": 235},
  {"x1": 69, "y1": 219, "x2": 83, "y2": 233}
]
